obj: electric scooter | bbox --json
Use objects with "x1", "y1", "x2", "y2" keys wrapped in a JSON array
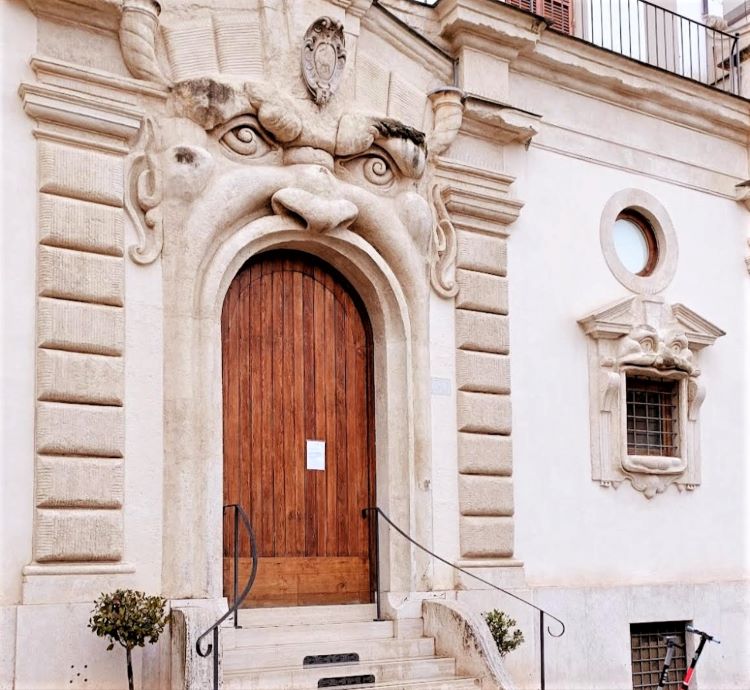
[{"x1": 658, "y1": 625, "x2": 720, "y2": 689}]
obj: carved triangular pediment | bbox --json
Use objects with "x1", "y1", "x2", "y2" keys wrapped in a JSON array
[
  {"x1": 577, "y1": 297, "x2": 637, "y2": 339},
  {"x1": 579, "y1": 296, "x2": 726, "y2": 349},
  {"x1": 671, "y1": 304, "x2": 726, "y2": 349}
]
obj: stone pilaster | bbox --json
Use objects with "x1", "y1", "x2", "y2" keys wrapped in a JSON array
[
  {"x1": 433, "y1": 157, "x2": 524, "y2": 563},
  {"x1": 19, "y1": 59, "x2": 156, "y2": 601}
]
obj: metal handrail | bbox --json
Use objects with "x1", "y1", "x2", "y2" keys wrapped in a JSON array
[
  {"x1": 574, "y1": 0, "x2": 740, "y2": 95},
  {"x1": 362, "y1": 506, "x2": 565, "y2": 690},
  {"x1": 196, "y1": 503, "x2": 259, "y2": 690}
]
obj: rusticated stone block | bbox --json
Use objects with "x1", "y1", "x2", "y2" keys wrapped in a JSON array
[
  {"x1": 457, "y1": 391, "x2": 511, "y2": 434},
  {"x1": 214, "y1": 14, "x2": 263, "y2": 78},
  {"x1": 38, "y1": 141, "x2": 123, "y2": 207},
  {"x1": 456, "y1": 231, "x2": 507, "y2": 277},
  {"x1": 38, "y1": 246, "x2": 123, "y2": 306},
  {"x1": 36, "y1": 402, "x2": 124, "y2": 457},
  {"x1": 34, "y1": 509, "x2": 123, "y2": 562},
  {"x1": 455, "y1": 309, "x2": 509, "y2": 354},
  {"x1": 38, "y1": 298, "x2": 123, "y2": 356},
  {"x1": 37, "y1": 349, "x2": 123, "y2": 405},
  {"x1": 456, "y1": 350, "x2": 510, "y2": 394},
  {"x1": 455, "y1": 269, "x2": 508, "y2": 315},
  {"x1": 459, "y1": 475, "x2": 514, "y2": 516},
  {"x1": 460, "y1": 516, "x2": 514, "y2": 558},
  {"x1": 388, "y1": 73, "x2": 426, "y2": 130},
  {"x1": 458, "y1": 433, "x2": 513, "y2": 476},
  {"x1": 163, "y1": 20, "x2": 219, "y2": 81},
  {"x1": 39, "y1": 194, "x2": 123, "y2": 256},
  {"x1": 36, "y1": 456, "x2": 123, "y2": 508}
]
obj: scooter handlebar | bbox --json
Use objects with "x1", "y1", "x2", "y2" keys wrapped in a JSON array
[{"x1": 685, "y1": 625, "x2": 721, "y2": 644}]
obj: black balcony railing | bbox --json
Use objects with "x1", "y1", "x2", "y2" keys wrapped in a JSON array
[
  {"x1": 575, "y1": 0, "x2": 740, "y2": 94},
  {"x1": 400, "y1": 0, "x2": 741, "y2": 95}
]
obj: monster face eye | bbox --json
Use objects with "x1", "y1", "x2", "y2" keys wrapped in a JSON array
[
  {"x1": 339, "y1": 150, "x2": 396, "y2": 190},
  {"x1": 216, "y1": 116, "x2": 276, "y2": 159}
]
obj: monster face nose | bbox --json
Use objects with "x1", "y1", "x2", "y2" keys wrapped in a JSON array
[{"x1": 271, "y1": 187, "x2": 358, "y2": 233}]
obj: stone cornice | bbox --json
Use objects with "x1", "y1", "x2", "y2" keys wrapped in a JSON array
[
  {"x1": 19, "y1": 79, "x2": 145, "y2": 151},
  {"x1": 365, "y1": 3, "x2": 455, "y2": 80},
  {"x1": 461, "y1": 94, "x2": 540, "y2": 145},
  {"x1": 31, "y1": 56, "x2": 169, "y2": 102},
  {"x1": 25, "y1": 0, "x2": 122, "y2": 32},
  {"x1": 433, "y1": 156, "x2": 524, "y2": 234},
  {"x1": 436, "y1": 0, "x2": 546, "y2": 57},
  {"x1": 517, "y1": 34, "x2": 750, "y2": 144}
]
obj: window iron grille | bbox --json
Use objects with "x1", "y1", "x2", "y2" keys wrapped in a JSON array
[
  {"x1": 631, "y1": 621, "x2": 688, "y2": 690},
  {"x1": 626, "y1": 376, "x2": 679, "y2": 457}
]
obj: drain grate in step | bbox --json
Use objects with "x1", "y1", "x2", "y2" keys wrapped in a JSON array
[
  {"x1": 318, "y1": 674, "x2": 376, "y2": 687},
  {"x1": 304, "y1": 653, "x2": 360, "y2": 666}
]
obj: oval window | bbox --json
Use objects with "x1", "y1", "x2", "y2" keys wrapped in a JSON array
[{"x1": 613, "y1": 212, "x2": 658, "y2": 277}]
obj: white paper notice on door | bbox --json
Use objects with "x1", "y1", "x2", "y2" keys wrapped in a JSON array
[{"x1": 306, "y1": 440, "x2": 325, "y2": 471}]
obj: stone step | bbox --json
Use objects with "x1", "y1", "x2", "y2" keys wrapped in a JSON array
[
  {"x1": 223, "y1": 656, "x2": 457, "y2": 689},
  {"x1": 233, "y1": 603, "x2": 377, "y2": 627},
  {"x1": 223, "y1": 636, "x2": 436, "y2": 672},
  {"x1": 223, "y1": 619, "x2": 398, "y2": 649},
  {"x1": 366, "y1": 679, "x2": 479, "y2": 690}
]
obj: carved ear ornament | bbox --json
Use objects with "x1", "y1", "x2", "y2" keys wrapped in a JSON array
[
  {"x1": 126, "y1": 118, "x2": 164, "y2": 265},
  {"x1": 430, "y1": 184, "x2": 459, "y2": 299}
]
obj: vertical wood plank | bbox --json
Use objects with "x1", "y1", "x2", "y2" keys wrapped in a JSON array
[{"x1": 271, "y1": 266, "x2": 286, "y2": 556}]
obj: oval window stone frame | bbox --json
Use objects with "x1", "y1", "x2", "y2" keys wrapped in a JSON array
[{"x1": 600, "y1": 189, "x2": 677, "y2": 294}]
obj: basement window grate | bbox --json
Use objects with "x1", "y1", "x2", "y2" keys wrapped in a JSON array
[
  {"x1": 626, "y1": 376, "x2": 680, "y2": 457},
  {"x1": 631, "y1": 621, "x2": 688, "y2": 690}
]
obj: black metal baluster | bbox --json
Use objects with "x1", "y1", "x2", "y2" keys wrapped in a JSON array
[{"x1": 540, "y1": 611, "x2": 546, "y2": 690}]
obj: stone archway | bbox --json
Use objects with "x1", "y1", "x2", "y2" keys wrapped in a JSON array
[{"x1": 160, "y1": 217, "x2": 428, "y2": 605}]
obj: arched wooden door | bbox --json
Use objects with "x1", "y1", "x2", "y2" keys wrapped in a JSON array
[{"x1": 222, "y1": 250, "x2": 375, "y2": 607}]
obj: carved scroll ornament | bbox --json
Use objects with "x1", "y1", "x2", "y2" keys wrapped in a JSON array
[
  {"x1": 302, "y1": 17, "x2": 346, "y2": 106},
  {"x1": 429, "y1": 184, "x2": 458, "y2": 299},
  {"x1": 126, "y1": 119, "x2": 164, "y2": 264}
]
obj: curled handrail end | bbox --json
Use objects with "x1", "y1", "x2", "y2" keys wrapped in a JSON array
[
  {"x1": 195, "y1": 639, "x2": 213, "y2": 658},
  {"x1": 546, "y1": 618, "x2": 566, "y2": 638}
]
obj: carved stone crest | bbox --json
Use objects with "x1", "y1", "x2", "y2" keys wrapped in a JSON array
[{"x1": 302, "y1": 17, "x2": 346, "y2": 105}]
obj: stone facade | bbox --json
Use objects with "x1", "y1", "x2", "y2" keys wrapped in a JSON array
[{"x1": 1, "y1": 0, "x2": 748, "y2": 688}]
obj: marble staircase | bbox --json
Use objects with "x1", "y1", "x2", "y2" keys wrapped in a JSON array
[{"x1": 222, "y1": 603, "x2": 480, "y2": 689}]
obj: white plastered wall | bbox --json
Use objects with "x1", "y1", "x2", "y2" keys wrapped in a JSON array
[
  {"x1": 504, "y1": 86, "x2": 749, "y2": 688},
  {"x1": 0, "y1": 1, "x2": 37, "y2": 686}
]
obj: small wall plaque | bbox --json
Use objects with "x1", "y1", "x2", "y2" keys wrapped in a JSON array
[
  {"x1": 302, "y1": 17, "x2": 346, "y2": 105},
  {"x1": 306, "y1": 440, "x2": 325, "y2": 471}
]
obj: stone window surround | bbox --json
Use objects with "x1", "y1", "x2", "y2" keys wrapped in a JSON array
[
  {"x1": 579, "y1": 295, "x2": 725, "y2": 498},
  {"x1": 600, "y1": 188, "x2": 678, "y2": 295}
]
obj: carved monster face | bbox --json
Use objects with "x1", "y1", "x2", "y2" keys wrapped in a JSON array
[
  {"x1": 617, "y1": 324, "x2": 694, "y2": 374},
  {"x1": 131, "y1": 78, "x2": 433, "y2": 298}
]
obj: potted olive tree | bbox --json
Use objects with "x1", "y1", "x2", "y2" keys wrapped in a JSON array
[
  {"x1": 482, "y1": 609, "x2": 525, "y2": 658},
  {"x1": 88, "y1": 589, "x2": 168, "y2": 690}
]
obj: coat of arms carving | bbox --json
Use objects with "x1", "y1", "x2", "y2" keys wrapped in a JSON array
[{"x1": 302, "y1": 17, "x2": 346, "y2": 105}]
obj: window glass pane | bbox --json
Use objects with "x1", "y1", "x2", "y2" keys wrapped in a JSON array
[{"x1": 614, "y1": 217, "x2": 649, "y2": 274}]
